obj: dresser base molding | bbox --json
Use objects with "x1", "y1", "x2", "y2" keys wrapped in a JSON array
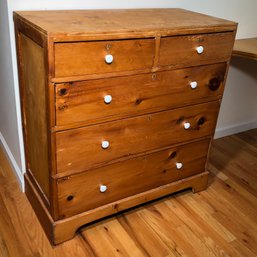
[{"x1": 25, "y1": 171, "x2": 209, "y2": 245}]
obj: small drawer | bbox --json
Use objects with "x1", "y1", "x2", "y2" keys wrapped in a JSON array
[
  {"x1": 55, "y1": 63, "x2": 227, "y2": 127},
  {"x1": 56, "y1": 101, "x2": 220, "y2": 175},
  {"x1": 159, "y1": 32, "x2": 235, "y2": 68},
  {"x1": 57, "y1": 139, "x2": 210, "y2": 218},
  {"x1": 54, "y1": 39, "x2": 155, "y2": 78}
]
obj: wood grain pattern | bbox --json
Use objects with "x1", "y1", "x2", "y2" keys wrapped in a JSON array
[
  {"x1": 56, "y1": 101, "x2": 220, "y2": 176},
  {"x1": 13, "y1": 9, "x2": 237, "y2": 42},
  {"x1": 54, "y1": 172, "x2": 209, "y2": 244},
  {"x1": 159, "y1": 32, "x2": 235, "y2": 68},
  {"x1": 13, "y1": 8, "x2": 237, "y2": 246},
  {"x1": 232, "y1": 37, "x2": 257, "y2": 60},
  {"x1": 54, "y1": 39, "x2": 155, "y2": 77},
  {"x1": 57, "y1": 139, "x2": 210, "y2": 218},
  {"x1": 1, "y1": 129, "x2": 257, "y2": 255},
  {"x1": 80, "y1": 129, "x2": 257, "y2": 257},
  {"x1": 13, "y1": 14, "x2": 46, "y2": 47},
  {"x1": 55, "y1": 63, "x2": 226, "y2": 128},
  {"x1": 0, "y1": 147, "x2": 92, "y2": 256},
  {"x1": 22, "y1": 147, "x2": 209, "y2": 244},
  {"x1": 20, "y1": 34, "x2": 50, "y2": 199}
]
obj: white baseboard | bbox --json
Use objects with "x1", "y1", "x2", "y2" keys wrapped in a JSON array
[
  {"x1": 0, "y1": 132, "x2": 24, "y2": 192},
  {"x1": 214, "y1": 120, "x2": 257, "y2": 139}
]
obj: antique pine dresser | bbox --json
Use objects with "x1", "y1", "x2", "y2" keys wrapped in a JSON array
[{"x1": 14, "y1": 9, "x2": 237, "y2": 244}]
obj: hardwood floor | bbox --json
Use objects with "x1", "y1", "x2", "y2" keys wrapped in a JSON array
[{"x1": 0, "y1": 129, "x2": 256, "y2": 257}]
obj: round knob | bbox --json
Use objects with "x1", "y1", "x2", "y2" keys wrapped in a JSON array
[
  {"x1": 184, "y1": 122, "x2": 191, "y2": 130},
  {"x1": 190, "y1": 81, "x2": 198, "y2": 89},
  {"x1": 176, "y1": 162, "x2": 183, "y2": 169},
  {"x1": 196, "y1": 46, "x2": 204, "y2": 54},
  {"x1": 101, "y1": 141, "x2": 110, "y2": 149},
  {"x1": 104, "y1": 95, "x2": 112, "y2": 104},
  {"x1": 105, "y1": 54, "x2": 113, "y2": 64},
  {"x1": 209, "y1": 77, "x2": 221, "y2": 91},
  {"x1": 100, "y1": 185, "x2": 107, "y2": 193}
]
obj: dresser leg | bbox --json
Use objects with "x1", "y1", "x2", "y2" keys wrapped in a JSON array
[
  {"x1": 53, "y1": 225, "x2": 78, "y2": 245},
  {"x1": 191, "y1": 171, "x2": 209, "y2": 193}
]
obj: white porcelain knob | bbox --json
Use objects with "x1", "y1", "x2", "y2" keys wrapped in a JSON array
[
  {"x1": 104, "y1": 95, "x2": 112, "y2": 104},
  {"x1": 196, "y1": 46, "x2": 204, "y2": 54},
  {"x1": 101, "y1": 141, "x2": 110, "y2": 149},
  {"x1": 184, "y1": 122, "x2": 191, "y2": 130},
  {"x1": 100, "y1": 185, "x2": 107, "y2": 193},
  {"x1": 190, "y1": 81, "x2": 198, "y2": 89},
  {"x1": 105, "y1": 54, "x2": 113, "y2": 64},
  {"x1": 176, "y1": 162, "x2": 183, "y2": 169}
]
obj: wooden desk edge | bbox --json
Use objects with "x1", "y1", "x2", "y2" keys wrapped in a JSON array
[{"x1": 232, "y1": 37, "x2": 257, "y2": 61}]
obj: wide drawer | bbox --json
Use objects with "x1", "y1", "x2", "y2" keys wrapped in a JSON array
[
  {"x1": 55, "y1": 63, "x2": 226, "y2": 127},
  {"x1": 54, "y1": 39, "x2": 155, "y2": 78},
  {"x1": 159, "y1": 32, "x2": 235, "y2": 68},
  {"x1": 56, "y1": 101, "x2": 220, "y2": 175},
  {"x1": 57, "y1": 138, "x2": 210, "y2": 218}
]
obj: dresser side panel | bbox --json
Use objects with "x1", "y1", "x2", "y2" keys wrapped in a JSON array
[{"x1": 20, "y1": 34, "x2": 50, "y2": 199}]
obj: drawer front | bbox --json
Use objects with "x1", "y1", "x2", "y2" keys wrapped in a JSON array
[
  {"x1": 54, "y1": 39, "x2": 155, "y2": 78},
  {"x1": 55, "y1": 63, "x2": 226, "y2": 127},
  {"x1": 56, "y1": 101, "x2": 220, "y2": 175},
  {"x1": 57, "y1": 139, "x2": 210, "y2": 218},
  {"x1": 159, "y1": 32, "x2": 235, "y2": 67}
]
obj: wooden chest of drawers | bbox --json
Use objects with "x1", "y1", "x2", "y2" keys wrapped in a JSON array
[{"x1": 14, "y1": 8, "x2": 237, "y2": 245}]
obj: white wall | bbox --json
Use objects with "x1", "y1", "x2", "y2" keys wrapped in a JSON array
[
  {"x1": 1, "y1": 0, "x2": 257, "y2": 189},
  {"x1": 0, "y1": 0, "x2": 25, "y2": 189},
  {"x1": 215, "y1": 58, "x2": 257, "y2": 138}
]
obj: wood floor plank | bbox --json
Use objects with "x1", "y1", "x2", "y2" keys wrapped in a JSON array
[
  {"x1": 237, "y1": 129, "x2": 257, "y2": 146},
  {"x1": 0, "y1": 129, "x2": 256, "y2": 257},
  {"x1": 81, "y1": 217, "x2": 147, "y2": 257},
  {"x1": 117, "y1": 214, "x2": 159, "y2": 257},
  {"x1": 119, "y1": 208, "x2": 180, "y2": 257},
  {"x1": 208, "y1": 173, "x2": 257, "y2": 214},
  {"x1": 230, "y1": 239, "x2": 257, "y2": 257},
  {"x1": 209, "y1": 163, "x2": 257, "y2": 210},
  {"x1": 209, "y1": 137, "x2": 257, "y2": 196},
  {"x1": 164, "y1": 197, "x2": 239, "y2": 257},
  {"x1": 139, "y1": 203, "x2": 199, "y2": 257},
  {"x1": 0, "y1": 147, "x2": 96, "y2": 257},
  {"x1": 177, "y1": 193, "x2": 236, "y2": 242},
  {"x1": 201, "y1": 186, "x2": 257, "y2": 255},
  {"x1": 0, "y1": 195, "x2": 29, "y2": 257}
]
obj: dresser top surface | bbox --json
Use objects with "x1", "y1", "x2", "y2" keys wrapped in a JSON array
[{"x1": 14, "y1": 8, "x2": 237, "y2": 40}]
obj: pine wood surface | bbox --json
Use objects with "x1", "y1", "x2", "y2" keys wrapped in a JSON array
[
  {"x1": 159, "y1": 32, "x2": 235, "y2": 68},
  {"x1": 55, "y1": 63, "x2": 226, "y2": 129},
  {"x1": 53, "y1": 172, "x2": 209, "y2": 245},
  {"x1": 56, "y1": 101, "x2": 220, "y2": 176},
  {"x1": 232, "y1": 37, "x2": 257, "y2": 60},
  {"x1": 19, "y1": 34, "x2": 50, "y2": 199},
  {"x1": 13, "y1": 9, "x2": 236, "y2": 41},
  {"x1": 54, "y1": 39, "x2": 155, "y2": 78},
  {"x1": 0, "y1": 129, "x2": 256, "y2": 256},
  {"x1": 54, "y1": 32, "x2": 234, "y2": 80},
  {"x1": 57, "y1": 139, "x2": 210, "y2": 219},
  {"x1": 13, "y1": 9, "x2": 237, "y2": 244}
]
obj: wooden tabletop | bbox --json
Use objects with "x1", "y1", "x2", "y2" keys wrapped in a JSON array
[
  {"x1": 14, "y1": 8, "x2": 237, "y2": 40},
  {"x1": 233, "y1": 37, "x2": 257, "y2": 60}
]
